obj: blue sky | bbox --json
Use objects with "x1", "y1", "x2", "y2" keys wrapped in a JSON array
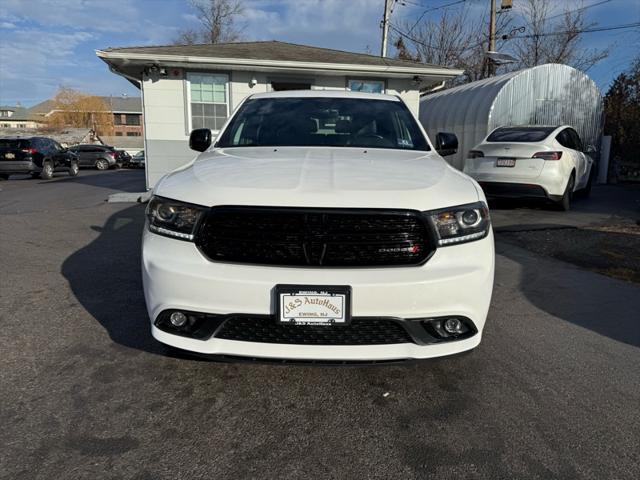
[{"x1": 0, "y1": 0, "x2": 638, "y2": 106}]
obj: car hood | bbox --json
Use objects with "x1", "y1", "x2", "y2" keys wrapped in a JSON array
[{"x1": 154, "y1": 147, "x2": 479, "y2": 210}]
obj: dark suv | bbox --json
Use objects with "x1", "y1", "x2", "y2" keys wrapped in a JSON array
[
  {"x1": 68, "y1": 144, "x2": 118, "y2": 170},
  {"x1": 0, "y1": 137, "x2": 79, "y2": 180}
]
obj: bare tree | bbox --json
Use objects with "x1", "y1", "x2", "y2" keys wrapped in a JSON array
[
  {"x1": 510, "y1": 0, "x2": 609, "y2": 72},
  {"x1": 174, "y1": 0, "x2": 245, "y2": 45},
  {"x1": 393, "y1": 7, "x2": 512, "y2": 83},
  {"x1": 394, "y1": 0, "x2": 609, "y2": 84}
]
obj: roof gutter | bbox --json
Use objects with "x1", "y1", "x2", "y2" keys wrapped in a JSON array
[{"x1": 96, "y1": 50, "x2": 464, "y2": 78}]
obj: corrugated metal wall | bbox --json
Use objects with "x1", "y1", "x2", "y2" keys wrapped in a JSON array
[{"x1": 420, "y1": 64, "x2": 604, "y2": 170}]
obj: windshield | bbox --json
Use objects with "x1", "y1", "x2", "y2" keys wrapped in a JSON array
[
  {"x1": 487, "y1": 127, "x2": 556, "y2": 143},
  {"x1": 216, "y1": 97, "x2": 430, "y2": 151}
]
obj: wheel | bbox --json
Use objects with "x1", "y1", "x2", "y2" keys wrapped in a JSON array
[
  {"x1": 68, "y1": 162, "x2": 79, "y2": 177},
  {"x1": 579, "y1": 166, "x2": 595, "y2": 198},
  {"x1": 556, "y1": 173, "x2": 575, "y2": 211},
  {"x1": 40, "y1": 162, "x2": 54, "y2": 180},
  {"x1": 95, "y1": 159, "x2": 109, "y2": 170},
  {"x1": 0, "y1": 174, "x2": 9, "y2": 180}
]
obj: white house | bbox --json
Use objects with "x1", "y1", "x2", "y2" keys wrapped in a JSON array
[{"x1": 97, "y1": 40, "x2": 462, "y2": 188}]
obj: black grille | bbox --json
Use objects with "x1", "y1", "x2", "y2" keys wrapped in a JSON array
[
  {"x1": 215, "y1": 316, "x2": 414, "y2": 345},
  {"x1": 195, "y1": 207, "x2": 433, "y2": 267}
]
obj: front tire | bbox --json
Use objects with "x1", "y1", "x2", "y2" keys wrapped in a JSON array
[
  {"x1": 40, "y1": 162, "x2": 54, "y2": 180},
  {"x1": 68, "y1": 162, "x2": 79, "y2": 177},
  {"x1": 556, "y1": 173, "x2": 575, "y2": 211},
  {"x1": 95, "y1": 159, "x2": 109, "y2": 171}
]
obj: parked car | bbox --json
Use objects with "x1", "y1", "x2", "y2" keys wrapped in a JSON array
[
  {"x1": 114, "y1": 149, "x2": 131, "y2": 168},
  {"x1": 143, "y1": 91, "x2": 495, "y2": 362},
  {"x1": 68, "y1": 144, "x2": 118, "y2": 170},
  {"x1": 463, "y1": 125, "x2": 595, "y2": 210},
  {"x1": 0, "y1": 136, "x2": 79, "y2": 180},
  {"x1": 129, "y1": 150, "x2": 145, "y2": 168}
]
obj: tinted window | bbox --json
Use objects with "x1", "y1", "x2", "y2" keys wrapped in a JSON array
[
  {"x1": 487, "y1": 127, "x2": 556, "y2": 143},
  {"x1": 568, "y1": 129, "x2": 583, "y2": 151},
  {"x1": 217, "y1": 97, "x2": 429, "y2": 151},
  {"x1": 556, "y1": 129, "x2": 575, "y2": 149},
  {"x1": 0, "y1": 139, "x2": 30, "y2": 149},
  {"x1": 38, "y1": 138, "x2": 51, "y2": 153}
]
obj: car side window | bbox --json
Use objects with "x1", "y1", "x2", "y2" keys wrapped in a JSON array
[
  {"x1": 569, "y1": 129, "x2": 583, "y2": 151},
  {"x1": 556, "y1": 129, "x2": 575, "y2": 149},
  {"x1": 38, "y1": 139, "x2": 50, "y2": 154}
]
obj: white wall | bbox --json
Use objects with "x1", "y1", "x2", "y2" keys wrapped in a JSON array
[{"x1": 141, "y1": 69, "x2": 422, "y2": 188}]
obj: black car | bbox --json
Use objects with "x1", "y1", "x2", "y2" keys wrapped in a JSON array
[
  {"x1": 68, "y1": 144, "x2": 118, "y2": 170},
  {"x1": 115, "y1": 150, "x2": 132, "y2": 167},
  {"x1": 0, "y1": 137, "x2": 79, "y2": 180}
]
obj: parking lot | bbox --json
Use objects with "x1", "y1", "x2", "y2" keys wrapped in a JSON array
[{"x1": 1, "y1": 170, "x2": 639, "y2": 479}]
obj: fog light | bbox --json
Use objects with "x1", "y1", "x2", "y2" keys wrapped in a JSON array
[
  {"x1": 169, "y1": 311, "x2": 187, "y2": 327},
  {"x1": 444, "y1": 317, "x2": 464, "y2": 334}
]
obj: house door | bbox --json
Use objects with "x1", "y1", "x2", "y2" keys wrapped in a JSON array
[{"x1": 271, "y1": 81, "x2": 311, "y2": 91}]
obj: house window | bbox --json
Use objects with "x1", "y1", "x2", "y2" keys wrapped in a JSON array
[
  {"x1": 125, "y1": 114, "x2": 140, "y2": 126},
  {"x1": 126, "y1": 132, "x2": 141, "y2": 136},
  {"x1": 114, "y1": 114, "x2": 123, "y2": 125},
  {"x1": 115, "y1": 132, "x2": 123, "y2": 136},
  {"x1": 348, "y1": 79, "x2": 385, "y2": 94},
  {"x1": 188, "y1": 72, "x2": 229, "y2": 131}
]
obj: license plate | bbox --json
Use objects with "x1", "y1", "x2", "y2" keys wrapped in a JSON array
[
  {"x1": 4, "y1": 152, "x2": 15, "y2": 159},
  {"x1": 276, "y1": 285, "x2": 351, "y2": 326},
  {"x1": 496, "y1": 157, "x2": 516, "y2": 167}
]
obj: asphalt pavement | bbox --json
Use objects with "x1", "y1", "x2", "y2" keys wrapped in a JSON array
[{"x1": 1, "y1": 170, "x2": 639, "y2": 479}]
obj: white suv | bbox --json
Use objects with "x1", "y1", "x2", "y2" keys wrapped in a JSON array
[
  {"x1": 143, "y1": 91, "x2": 494, "y2": 362},
  {"x1": 464, "y1": 125, "x2": 596, "y2": 210}
]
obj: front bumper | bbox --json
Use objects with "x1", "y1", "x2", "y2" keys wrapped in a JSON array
[{"x1": 142, "y1": 229, "x2": 494, "y2": 361}]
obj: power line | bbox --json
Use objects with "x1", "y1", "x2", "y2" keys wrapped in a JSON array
[
  {"x1": 389, "y1": 20, "x2": 640, "y2": 57},
  {"x1": 540, "y1": 0, "x2": 613, "y2": 24},
  {"x1": 401, "y1": 0, "x2": 468, "y2": 35},
  {"x1": 510, "y1": 21, "x2": 640, "y2": 39}
]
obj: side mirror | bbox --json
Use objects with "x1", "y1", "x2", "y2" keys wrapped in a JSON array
[
  {"x1": 189, "y1": 128, "x2": 212, "y2": 152},
  {"x1": 584, "y1": 144, "x2": 596, "y2": 154},
  {"x1": 435, "y1": 132, "x2": 458, "y2": 157}
]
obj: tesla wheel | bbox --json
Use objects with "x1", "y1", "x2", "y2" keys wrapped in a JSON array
[
  {"x1": 41, "y1": 162, "x2": 54, "y2": 180},
  {"x1": 69, "y1": 162, "x2": 79, "y2": 177},
  {"x1": 580, "y1": 167, "x2": 595, "y2": 199},
  {"x1": 95, "y1": 159, "x2": 109, "y2": 171},
  {"x1": 556, "y1": 173, "x2": 575, "y2": 211}
]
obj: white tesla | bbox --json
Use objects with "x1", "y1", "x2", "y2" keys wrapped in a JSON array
[{"x1": 463, "y1": 125, "x2": 596, "y2": 210}]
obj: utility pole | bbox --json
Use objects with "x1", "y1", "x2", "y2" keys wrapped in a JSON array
[
  {"x1": 487, "y1": 0, "x2": 497, "y2": 76},
  {"x1": 380, "y1": 0, "x2": 391, "y2": 58}
]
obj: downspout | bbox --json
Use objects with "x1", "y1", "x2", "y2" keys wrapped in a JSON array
[{"x1": 420, "y1": 80, "x2": 446, "y2": 97}]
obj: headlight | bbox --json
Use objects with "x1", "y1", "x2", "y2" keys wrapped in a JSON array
[
  {"x1": 425, "y1": 201, "x2": 490, "y2": 246},
  {"x1": 146, "y1": 196, "x2": 207, "y2": 241}
]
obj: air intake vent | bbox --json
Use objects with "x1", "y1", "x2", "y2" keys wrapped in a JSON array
[{"x1": 195, "y1": 207, "x2": 434, "y2": 267}]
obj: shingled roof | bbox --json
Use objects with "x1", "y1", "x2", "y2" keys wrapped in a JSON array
[
  {"x1": 29, "y1": 96, "x2": 141, "y2": 116},
  {"x1": 100, "y1": 40, "x2": 447, "y2": 70}
]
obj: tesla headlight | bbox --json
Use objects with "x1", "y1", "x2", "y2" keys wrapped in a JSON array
[
  {"x1": 146, "y1": 196, "x2": 207, "y2": 241},
  {"x1": 425, "y1": 201, "x2": 490, "y2": 246}
]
